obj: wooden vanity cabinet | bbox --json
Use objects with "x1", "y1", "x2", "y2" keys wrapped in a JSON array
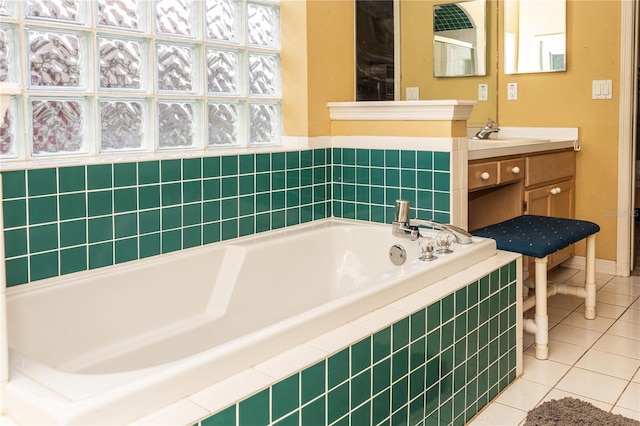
[{"x1": 468, "y1": 148, "x2": 576, "y2": 270}]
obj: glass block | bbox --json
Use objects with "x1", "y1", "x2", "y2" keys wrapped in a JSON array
[
  {"x1": 31, "y1": 99, "x2": 84, "y2": 154},
  {"x1": 157, "y1": 44, "x2": 193, "y2": 91},
  {"x1": 29, "y1": 30, "x2": 81, "y2": 88},
  {"x1": 156, "y1": 0, "x2": 192, "y2": 36},
  {"x1": 100, "y1": 100, "x2": 144, "y2": 150},
  {"x1": 206, "y1": 48, "x2": 239, "y2": 94},
  {"x1": 27, "y1": 0, "x2": 79, "y2": 22},
  {"x1": 0, "y1": 25, "x2": 14, "y2": 82},
  {"x1": 208, "y1": 102, "x2": 239, "y2": 146},
  {"x1": 248, "y1": 53, "x2": 280, "y2": 96},
  {"x1": 247, "y1": 2, "x2": 280, "y2": 48},
  {"x1": 99, "y1": 38, "x2": 142, "y2": 89},
  {"x1": 0, "y1": 102, "x2": 14, "y2": 156},
  {"x1": 0, "y1": 0, "x2": 12, "y2": 16},
  {"x1": 98, "y1": 0, "x2": 139, "y2": 29},
  {"x1": 249, "y1": 102, "x2": 279, "y2": 145},
  {"x1": 157, "y1": 102, "x2": 194, "y2": 148},
  {"x1": 206, "y1": 0, "x2": 241, "y2": 42}
]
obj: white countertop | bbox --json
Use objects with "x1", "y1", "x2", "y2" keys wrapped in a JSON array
[{"x1": 467, "y1": 127, "x2": 579, "y2": 160}]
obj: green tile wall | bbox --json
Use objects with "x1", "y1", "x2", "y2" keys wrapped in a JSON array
[
  {"x1": 2, "y1": 148, "x2": 447, "y2": 287},
  {"x1": 199, "y1": 261, "x2": 518, "y2": 426}
]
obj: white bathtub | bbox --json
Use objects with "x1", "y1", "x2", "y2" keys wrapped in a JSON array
[{"x1": 2, "y1": 218, "x2": 496, "y2": 425}]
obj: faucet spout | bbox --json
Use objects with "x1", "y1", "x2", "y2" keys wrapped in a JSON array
[
  {"x1": 392, "y1": 200, "x2": 473, "y2": 244},
  {"x1": 472, "y1": 118, "x2": 500, "y2": 140},
  {"x1": 410, "y1": 219, "x2": 473, "y2": 245}
]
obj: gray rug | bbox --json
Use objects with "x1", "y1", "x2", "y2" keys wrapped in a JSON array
[{"x1": 524, "y1": 397, "x2": 640, "y2": 426}]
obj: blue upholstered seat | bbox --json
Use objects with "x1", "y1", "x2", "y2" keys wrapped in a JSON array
[{"x1": 472, "y1": 215, "x2": 600, "y2": 259}]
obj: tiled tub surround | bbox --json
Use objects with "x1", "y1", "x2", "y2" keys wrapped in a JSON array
[
  {"x1": 140, "y1": 253, "x2": 521, "y2": 426},
  {"x1": 4, "y1": 219, "x2": 503, "y2": 424},
  {"x1": 1, "y1": 146, "x2": 452, "y2": 287}
]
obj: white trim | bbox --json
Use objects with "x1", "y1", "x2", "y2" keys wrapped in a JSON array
[
  {"x1": 616, "y1": 0, "x2": 637, "y2": 277},
  {"x1": 327, "y1": 100, "x2": 477, "y2": 121},
  {"x1": 561, "y1": 256, "x2": 617, "y2": 277}
]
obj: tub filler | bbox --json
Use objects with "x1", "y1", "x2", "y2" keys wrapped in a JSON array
[{"x1": 3, "y1": 219, "x2": 497, "y2": 425}]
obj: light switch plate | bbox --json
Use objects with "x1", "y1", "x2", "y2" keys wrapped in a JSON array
[
  {"x1": 406, "y1": 87, "x2": 420, "y2": 100},
  {"x1": 592, "y1": 80, "x2": 612, "y2": 99}
]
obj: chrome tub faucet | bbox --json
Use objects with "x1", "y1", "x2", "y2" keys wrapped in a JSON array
[
  {"x1": 392, "y1": 200, "x2": 473, "y2": 244},
  {"x1": 472, "y1": 118, "x2": 500, "y2": 140}
]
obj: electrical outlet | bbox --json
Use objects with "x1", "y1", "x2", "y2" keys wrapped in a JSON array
[
  {"x1": 478, "y1": 84, "x2": 488, "y2": 101},
  {"x1": 406, "y1": 87, "x2": 420, "y2": 100},
  {"x1": 507, "y1": 82, "x2": 518, "y2": 100}
]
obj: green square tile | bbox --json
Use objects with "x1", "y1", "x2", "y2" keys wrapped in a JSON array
[
  {"x1": 6, "y1": 256, "x2": 28, "y2": 286},
  {"x1": 300, "y1": 168, "x2": 312, "y2": 186},
  {"x1": 182, "y1": 158, "x2": 202, "y2": 180},
  {"x1": 417, "y1": 151, "x2": 433, "y2": 170},
  {"x1": 2, "y1": 170, "x2": 26, "y2": 198},
  {"x1": 426, "y1": 329, "x2": 440, "y2": 358},
  {"x1": 60, "y1": 219, "x2": 87, "y2": 247},
  {"x1": 255, "y1": 153, "x2": 271, "y2": 172},
  {"x1": 352, "y1": 336, "x2": 371, "y2": 375},
  {"x1": 114, "y1": 188, "x2": 137, "y2": 213},
  {"x1": 417, "y1": 171, "x2": 433, "y2": 191},
  {"x1": 385, "y1": 187, "x2": 399, "y2": 206},
  {"x1": 300, "y1": 150, "x2": 312, "y2": 168},
  {"x1": 161, "y1": 183, "x2": 181, "y2": 206},
  {"x1": 162, "y1": 206, "x2": 181, "y2": 230},
  {"x1": 273, "y1": 412, "x2": 298, "y2": 426},
  {"x1": 301, "y1": 397, "x2": 325, "y2": 426},
  {"x1": 441, "y1": 294, "x2": 455, "y2": 323},
  {"x1": 271, "y1": 171, "x2": 285, "y2": 191},
  {"x1": 272, "y1": 373, "x2": 299, "y2": 421},
  {"x1": 351, "y1": 369, "x2": 371, "y2": 409},
  {"x1": 203, "y1": 200, "x2": 220, "y2": 222},
  {"x1": 401, "y1": 150, "x2": 416, "y2": 169},
  {"x1": 355, "y1": 167, "x2": 369, "y2": 186},
  {"x1": 238, "y1": 154, "x2": 255, "y2": 174},
  {"x1": 271, "y1": 152, "x2": 285, "y2": 171},
  {"x1": 182, "y1": 180, "x2": 202, "y2": 203},
  {"x1": 479, "y1": 276, "x2": 490, "y2": 299},
  {"x1": 255, "y1": 192, "x2": 270, "y2": 213},
  {"x1": 433, "y1": 152, "x2": 450, "y2": 171},
  {"x1": 467, "y1": 280, "x2": 479, "y2": 306},
  {"x1": 393, "y1": 317, "x2": 409, "y2": 351},
  {"x1": 301, "y1": 361, "x2": 325, "y2": 404},
  {"x1": 342, "y1": 166, "x2": 355, "y2": 184},
  {"x1": 371, "y1": 205, "x2": 384, "y2": 223},
  {"x1": 370, "y1": 185, "x2": 384, "y2": 204},
  {"x1": 55, "y1": 192, "x2": 84, "y2": 223},
  {"x1": 352, "y1": 401, "x2": 371, "y2": 426},
  {"x1": 89, "y1": 241, "x2": 113, "y2": 269},
  {"x1": 391, "y1": 376, "x2": 408, "y2": 412},
  {"x1": 222, "y1": 155, "x2": 238, "y2": 176},
  {"x1": 222, "y1": 176, "x2": 238, "y2": 198},
  {"x1": 372, "y1": 388, "x2": 390, "y2": 425},
  {"x1": 385, "y1": 150, "x2": 399, "y2": 168},
  {"x1": 182, "y1": 225, "x2": 202, "y2": 248},
  {"x1": 203, "y1": 178, "x2": 221, "y2": 200},
  {"x1": 88, "y1": 216, "x2": 113, "y2": 243},
  {"x1": 30, "y1": 251, "x2": 59, "y2": 281},
  {"x1": 239, "y1": 388, "x2": 269, "y2": 426},
  {"x1": 401, "y1": 169, "x2": 416, "y2": 189},
  {"x1": 221, "y1": 218, "x2": 238, "y2": 240},
  {"x1": 238, "y1": 216, "x2": 254, "y2": 237},
  {"x1": 256, "y1": 212, "x2": 270, "y2": 233},
  {"x1": 369, "y1": 149, "x2": 384, "y2": 167},
  {"x1": 60, "y1": 246, "x2": 87, "y2": 275},
  {"x1": 410, "y1": 337, "x2": 426, "y2": 371},
  {"x1": 202, "y1": 405, "x2": 235, "y2": 426},
  {"x1": 411, "y1": 309, "x2": 426, "y2": 341},
  {"x1": 3, "y1": 199, "x2": 27, "y2": 228},
  {"x1": 27, "y1": 168, "x2": 57, "y2": 196},
  {"x1": 58, "y1": 166, "x2": 85, "y2": 192},
  {"x1": 203, "y1": 156, "x2": 221, "y2": 177},
  {"x1": 355, "y1": 148, "x2": 369, "y2": 166},
  {"x1": 468, "y1": 306, "x2": 479, "y2": 332},
  {"x1": 113, "y1": 163, "x2": 137, "y2": 187},
  {"x1": 300, "y1": 205, "x2": 312, "y2": 223},
  {"x1": 139, "y1": 233, "x2": 160, "y2": 258},
  {"x1": 434, "y1": 172, "x2": 450, "y2": 192},
  {"x1": 286, "y1": 189, "x2": 299, "y2": 208},
  {"x1": 313, "y1": 148, "x2": 326, "y2": 166},
  {"x1": 313, "y1": 184, "x2": 326, "y2": 202},
  {"x1": 138, "y1": 185, "x2": 160, "y2": 209},
  {"x1": 433, "y1": 192, "x2": 449, "y2": 212},
  {"x1": 161, "y1": 159, "x2": 181, "y2": 182},
  {"x1": 327, "y1": 382, "x2": 349, "y2": 424},
  {"x1": 328, "y1": 348, "x2": 349, "y2": 389},
  {"x1": 183, "y1": 203, "x2": 202, "y2": 227},
  {"x1": 88, "y1": 190, "x2": 113, "y2": 216},
  {"x1": 441, "y1": 321, "x2": 454, "y2": 349},
  {"x1": 221, "y1": 198, "x2": 238, "y2": 220},
  {"x1": 238, "y1": 175, "x2": 254, "y2": 195},
  {"x1": 239, "y1": 195, "x2": 254, "y2": 216},
  {"x1": 286, "y1": 151, "x2": 300, "y2": 169},
  {"x1": 313, "y1": 167, "x2": 326, "y2": 185},
  {"x1": 341, "y1": 148, "x2": 354, "y2": 166},
  {"x1": 332, "y1": 147, "x2": 341, "y2": 164},
  {"x1": 255, "y1": 173, "x2": 270, "y2": 193},
  {"x1": 286, "y1": 207, "x2": 299, "y2": 226},
  {"x1": 410, "y1": 365, "x2": 425, "y2": 399},
  {"x1": 138, "y1": 161, "x2": 160, "y2": 184},
  {"x1": 454, "y1": 334, "x2": 467, "y2": 364},
  {"x1": 385, "y1": 168, "x2": 399, "y2": 187},
  {"x1": 87, "y1": 164, "x2": 113, "y2": 189},
  {"x1": 373, "y1": 327, "x2": 391, "y2": 363},
  {"x1": 271, "y1": 190, "x2": 285, "y2": 210},
  {"x1": 392, "y1": 346, "x2": 409, "y2": 381},
  {"x1": 161, "y1": 229, "x2": 181, "y2": 253},
  {"x1": 115, "y1": 213, "x2": 137, "y2": 238},
  {"x1": 203, "y1": 222, "x2": 220, "y2": 244},
  {"x1": 5, "y1": 228, "x2": 27, "y2": 257},
  {"x1": 115, "y1": 237, "x2": 138, "y2": 263},
  {"x1": 271, "y1": 210, "x2": 285, "y2": 229},
  {"x1": 29, "y1": 223, "x2": 58, "y2": 252},
  {"x1": 139, "y1": 209, "x2": 160, "y2": 234}
]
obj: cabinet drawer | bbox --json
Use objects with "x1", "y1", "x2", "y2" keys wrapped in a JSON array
[
  {"x1": 526, "y1": 151, "x2": 575, "y2": 187},
  {"x1": 499, "y1": 158, "x2": 525, "y2": 184},
  {"x1": 469, "y1": 162, "x2": 498, "y2": 190}
]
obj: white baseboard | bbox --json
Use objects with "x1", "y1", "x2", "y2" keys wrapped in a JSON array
[{"x1": 561, "y1": 256, "x2": 619, "y2": 276}]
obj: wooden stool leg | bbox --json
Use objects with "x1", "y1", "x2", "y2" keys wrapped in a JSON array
[
  {"x1": 584, "y1": 234, "x2": 597, "y2": 320},
  {"x1": 534, "y1": 256, "x2": 549, "y2": 360}
]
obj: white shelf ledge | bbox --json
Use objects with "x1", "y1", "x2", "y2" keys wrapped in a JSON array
[{"x1": 327, "y1": 100, "x2": 477, "y2": 121}]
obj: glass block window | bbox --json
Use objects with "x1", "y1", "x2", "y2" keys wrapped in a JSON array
[{"x1": 0, "y1": 0, "x2": 281, "y2": 161}]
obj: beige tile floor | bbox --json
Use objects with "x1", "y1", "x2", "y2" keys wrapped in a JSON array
[{"x1": 470, "y1": 267, "x2": 640, "y2": 425}]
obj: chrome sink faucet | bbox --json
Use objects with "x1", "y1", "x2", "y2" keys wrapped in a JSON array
[
  {"x1": 392, "y1": 200, "x2": 473, "y2": 244},
  {"x1": 472, "y1": 118, "x2": 500, "y2": 140}
]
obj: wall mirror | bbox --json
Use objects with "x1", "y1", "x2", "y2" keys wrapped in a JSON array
[
  {"x1": 504, "y1": 0, "x2": 566, "y2": 74},
  {"x1": 433, "y1": 0, "x2": 487, "y2": 77}
]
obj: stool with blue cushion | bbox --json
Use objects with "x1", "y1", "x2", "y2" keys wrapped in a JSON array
[{"x1": 473, "y1": 215, "x2": 600, "y2": 360}]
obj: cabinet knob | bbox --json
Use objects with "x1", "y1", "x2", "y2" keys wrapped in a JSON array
[
  {"x1": 511, "y1": 166, "x2": 521, "y2": 174},
  {"x1": 480, "y1": 172, "x2": 491, "y2": 180},
  {"x1": 550, "y1": 187, "x2": 562, "y2": 195}
]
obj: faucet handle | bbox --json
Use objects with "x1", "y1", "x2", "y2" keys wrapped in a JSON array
[{"x1": 394, "y1": 200, "x2": 410, "y2": 224}]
